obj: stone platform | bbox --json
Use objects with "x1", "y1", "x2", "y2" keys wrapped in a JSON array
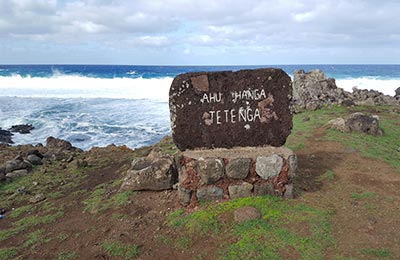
[{"x1": 177, "y1": 146, "x2": 297, "y2": 206}]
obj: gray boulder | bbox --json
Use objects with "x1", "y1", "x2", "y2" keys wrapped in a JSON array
[
  {"x1": 253, "y1": 182, "x2": 275, "y2": 196},
  {"x1": 29, "y1": 194, "x2": 46, "y2": 204},
  {"x1": 197, "y1": 158, "x2": 224, "y2": 185},
  {"x1": 27, "y1": 149, "x2": 44, "y2": 159},
  {"x1": 5, "y1": 158, "x2": 32, "y2": 173},
  {"x1": 283, "y1": 184, "x2": 294, "y2": 199},
  {"x1": 255, "y1": 154, "x2": 283, "y2": 179},
  {"x1": 196, "y1": 186, "x2": 224, "y2": 202},
  {"x1": 27, "y1": 154, "x2": 42, "y2": 165},
  {"x1": 345, "y1": 112, "x2": 383, "y2": 136},
  {"x1": 326, "y1": 118, "x2": 349, "y2": 132},
  {"x1": 6, "y1": 169, "x2": 29, "y2": 178},
  {"x1": 120, "y1": 149, "x2": 178, "y2": 191},
  {"x1": 46, "y1": 136, "x2": 74, "y2": 151},
  {"x1": 228, "y1": 182, "x2": 253, "y2": 199},
  {"x1": 226, "y1": 158, "x2": 250, "y2": 180},
  {"x1": 178, "y1": 186, "x2": 192, "y2": 206}
]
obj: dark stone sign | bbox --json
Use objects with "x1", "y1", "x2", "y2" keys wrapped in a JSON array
[{"x1": 169, "y1": 68, "x2": 293, "y2": 151}]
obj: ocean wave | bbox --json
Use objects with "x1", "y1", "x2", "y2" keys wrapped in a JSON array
[
  {"x1": 336, "y1": 77, "x2": 400, "y2": 96},
  {"x1": 0, "y1": 74, "x2": 173, "y2": 100}
]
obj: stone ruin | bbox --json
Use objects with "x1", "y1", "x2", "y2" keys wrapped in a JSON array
[{"x1": 169, "y1": 68, "x2": 297, "y2": 206}]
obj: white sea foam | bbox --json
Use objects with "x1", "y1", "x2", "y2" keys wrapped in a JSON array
[
  {"x1": 336, "y1": 77, "x2": 400, "y2": 96},
  {"x1": 0, "y1": 74, "x2": 173, "y2": 101}
]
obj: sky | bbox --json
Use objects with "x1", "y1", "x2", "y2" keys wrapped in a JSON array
[{"x1": 0, "y1": 0, "x2": 400, "y2": 65}]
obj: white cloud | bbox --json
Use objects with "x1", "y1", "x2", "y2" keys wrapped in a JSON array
[{"x1": 0, "y1": 0, "x2": 400, "y2": 64}]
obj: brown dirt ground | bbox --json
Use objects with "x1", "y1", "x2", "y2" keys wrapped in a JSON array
[{"x1": 1, "y1": 125, "x2": 400, "y2": 259}]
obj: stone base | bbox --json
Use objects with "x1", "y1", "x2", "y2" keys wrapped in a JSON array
[{"x1": 177, "y1": 146, "x2": 297, "y2": 206}]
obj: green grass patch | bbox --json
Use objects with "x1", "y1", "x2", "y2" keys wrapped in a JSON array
[
  {"x1": 317, "y1": 170, "x2": 336, "y2": 182},
  {"x1": 23, "y1": 229, "x2": 51, "y2": 248},
  {"x1": 351, "y1": 192, "x2": 376, "y2": 200},
  {"x1": 286, "y1": 106, "x2": 347, "y2": 151},
  {"x1": 0, "y1": 211, "x2": 64, "y2": 242},
  {"x1": 0, "y1": 164, "x2": 88, "y2": 209},
  {"x1": 168, "y1": 196, "x2": 333, "y2": 259},
  {"x1": 57, "y1": 251, "x2": 77, "y2": 260},
  {"x1": 9, "y1": 204, "x2": 34, "y2": 218},
  {"x1": 83, "y1": 187, "x2": 134, "y2": 214},
  {"x1": 360, "y1": 248, "x2": 391, "y2": 258},
  {"x1": 0, "y1": 248, "x2": 18, "y2": 260},
  {"x1": 101, "y1": 240, "x2": 139, "y2": 259}
]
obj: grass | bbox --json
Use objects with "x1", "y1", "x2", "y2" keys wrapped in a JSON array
[
  {"x1": 0, "y1": 211, "x2": 64, "y2": 242},
  {"x1": 8, "y1": 204, "x2": 34, "y2": 218},
  {"x1": 286, "y1": 106, "x2": 347, "y2": 151},
  {"x1": 360, "y1": 248, "x2": 391, "y2": 258},
  {"x1": 168, "y1": 196, "x2": 333, "y2": 259},
  {"x1": 351, "y1": 192, "x2": 376, "y2": 200},
  {"x1": 0, "y1": 161, "x2": 88, "y2": 209},
  {"x1": 23, "y1": 229, "x2": 51, "y2": 248},
  {"x1": 0, "y1": 248, "x2": 18, "y2": 260},
  {"x1": 101, "y1": 240, "x2": 139, "y2": 259},
  {"x1": 83, "y1": 185, "x2": 134, "y2": 213},
  {"x1": 317, "y1": 170, "x2": 336, "y2": 182},
  {"x1": 285, "y1": 105, "x2": 400, "y2": 172},
  {"x1": 57, "y1": 251, "x2": 78, "y2": 260}
]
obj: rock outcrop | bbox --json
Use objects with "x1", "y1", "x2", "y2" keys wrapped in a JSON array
[
  {"x1": 293, "y1": 70, "x2": 400, "y2": 112},
  {"x1": 352, "y1": 88, "x2": 400, "y2": 106},
  {"x1": 292, "y1": 69, "x2": 351, "y2": 112}
]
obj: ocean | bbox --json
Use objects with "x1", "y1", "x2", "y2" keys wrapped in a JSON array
[{"x1": 0, "y1": 64, "x2": 399, "y2": 150}]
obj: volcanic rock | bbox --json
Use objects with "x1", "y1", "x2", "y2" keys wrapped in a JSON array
[
  {"x1": 46, "y1": 136, "x2": 74, "y2": 151},
  {"x1": 292, "y1": 69, "x2": 350, "y2": 112},
  {"x1": 169, "y1": 68, "x2": 293, "y2": 150},
  {"x1": 26, "y1": 154, "x2": 42, "y2": 165},
  {"x1": 255, "y1": 154, "x2": 283, "y2": 179},
  {"x1": 228, "y1": 182, "x2": 253, "y2": 199},
  {"x1": 226, "y1": 158, "x2": 250, "y2": 180},
  {"x1": 0, "y1": 128, "x2": 13, "y2": 144},
  {"x1": 197, "y1": 158, "x2": 224, "y2": 185},
  {"x1": 9, "y1": 124, "x2": 34, "y2": 134},
  {"x1": 196, "y1": 186, "x2": 224, "y2": 202},
  {"x1": 345, "y1": 113, "x2": 383, "y2": 136}
]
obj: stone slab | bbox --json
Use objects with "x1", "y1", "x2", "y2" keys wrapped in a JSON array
[{"x1": 169, "y1": 68, "x2": 293, "y2": 151}]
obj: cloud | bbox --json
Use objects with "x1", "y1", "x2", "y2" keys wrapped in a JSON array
[{"x1": 0, "y1": 0, "x2": 400, "y2": 64}]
